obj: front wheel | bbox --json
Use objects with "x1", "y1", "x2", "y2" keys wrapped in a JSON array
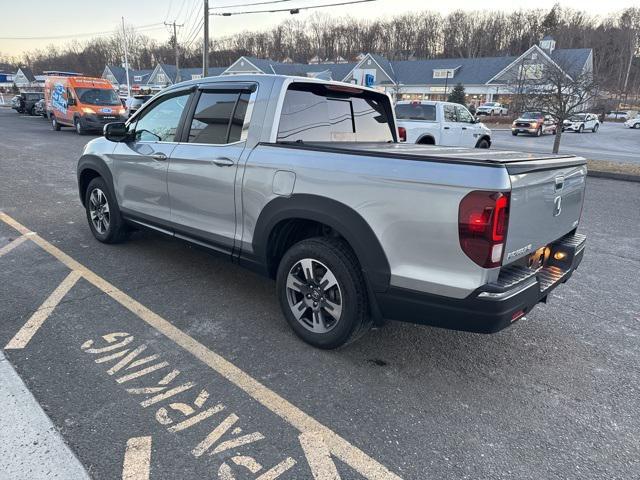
[
  {"x1": 593, "y1": 124, "x2": 599, "y2": 133},
  {"x1": 578, "y1": 124, "x2": 584, "y2": 133},
  {"x1": 75, "y1": 118, "x2": 86, "y2": 135},
  {"x1": 634, "y1": 123, "x2": 640, "y2": 129},
  {"x1": 536, "y1": 127, "x2": 542, "y2": 137},
  {"x1": 84, "y1": 177, "x2": 129, "y2": 244},
  {"x1": 476, "y1": 138, "x2": 490, "y2": 149},
  {"x1": 51, "y1": 116, "x2": 61, "y2": 131},
  {"x1": 512, "y1": 131, "x2": 518, "y2": 136},
  {"x1": 276, "y1": 237, "x2": 372, "y2": 349}
]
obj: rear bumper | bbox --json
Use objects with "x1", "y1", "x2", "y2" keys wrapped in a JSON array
[{"x1": 376, "y1": 233, "x2": 586, "y2": 333}]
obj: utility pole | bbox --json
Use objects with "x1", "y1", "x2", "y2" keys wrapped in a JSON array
[
  {"x1": 165, "y1": 21, "x2": 184, "y2": 83},
  {"x1": 122, "y1": 17, "x2": 131, "y2": 98},
  {"x1": 203, "y1": 0, "x2": 209, "y2": 77}
]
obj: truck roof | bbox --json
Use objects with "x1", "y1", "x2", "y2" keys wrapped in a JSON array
[{"x1": 166, "y1": 73, "x2": 388, "y2": 96}]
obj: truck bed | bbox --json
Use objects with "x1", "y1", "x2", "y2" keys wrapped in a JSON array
[{"x1": 267, "y1": 142, "x2": 586, "y2": 174}]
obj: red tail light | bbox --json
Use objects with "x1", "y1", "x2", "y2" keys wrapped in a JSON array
[
  {"x1": 398, "y1": 126, "x2": 407, "y2": 142},
  {"x1": 458, "y1": 191, "x2": 510, "y2": 268}
]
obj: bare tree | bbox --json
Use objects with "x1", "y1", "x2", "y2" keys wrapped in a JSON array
[{"x1": 511, "y1": 58, "x2": 600, "y2": 153}]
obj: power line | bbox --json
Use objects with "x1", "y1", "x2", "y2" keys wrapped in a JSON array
[
  {"x1": 0, "y1": 23, "x2": 166, "y2": 40},
  {"x1": 180, "y1": 0, "x2": 203, "y2": 43},
  {"x1": 210, "y1": 0, "x2": 292, "y2": 9},
  {"x1": 211, "y1": 0, "x2": 375, "y2": 16},
  {"x1": 164, "y1": 0, "x2": 174, "y2": 22}
]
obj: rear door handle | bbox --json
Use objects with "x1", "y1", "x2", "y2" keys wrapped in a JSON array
[
  {"x1": 151, "y1": 152, "x2": 167, "y2": 161},
  {"x1": 212, "y1": 157, "x2": 235, "y2": 167},
  {"x1": 443, "y1": 126, "x2": 450, "y2": 130},
  {"x1": 462, "y1": 127, "x2": 468, "y2": 130}
]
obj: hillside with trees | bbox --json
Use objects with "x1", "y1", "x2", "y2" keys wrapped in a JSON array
[{"x1": 1, "y1": 5, "x2": 638, "y2": 98}]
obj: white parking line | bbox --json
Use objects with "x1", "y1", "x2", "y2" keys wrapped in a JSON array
[
  {"x1": 122, "y1": 436, "x2": 152, "y2": 480},
  {"x1": 4, "y1": 270, "x2": 81, "y2": 350},
  {"x1": 0, "y1": 212, "x2": 403, "y2": 480}
]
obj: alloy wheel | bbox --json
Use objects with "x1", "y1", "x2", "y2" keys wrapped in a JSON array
[
  {"x1": 89, "y1": 188, "x2": 110, "y2": 234},
  {"x1": 285, "y1": 258, "x2": 343, "y2": 334}
]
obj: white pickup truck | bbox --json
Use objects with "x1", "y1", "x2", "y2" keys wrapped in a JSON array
[{"x1": 395, "y1": 100, "x2": 492, "y2": 148}]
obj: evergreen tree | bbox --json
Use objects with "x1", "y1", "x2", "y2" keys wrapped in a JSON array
[{"x1": 447, "y1": 83, "x2": 466, "y2": 105}]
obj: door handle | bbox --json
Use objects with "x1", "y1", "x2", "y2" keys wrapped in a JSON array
[
  {"x1": 462, "y1": 127, "x2": 468, "y2": 130},
  {"x1": 212, "y1": 157, "x2": 235, "y2": 167},
  {"x1": 151, "y1": 152, "x2": 167, "y2": 161},
  {"x1": 443, "y1": 126, "x2": 450, "y2": 130}
]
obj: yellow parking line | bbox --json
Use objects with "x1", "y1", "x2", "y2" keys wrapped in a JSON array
[
  {"x1": 0, "y1": 233, "x2": 34, "y2": 257},
  {"x1": 122, "y1": 436, "x2": 152, "y2": 480},
  {"x1": 5, "y1": 270, "x2": 81, "y2": 350},
  {"x1": 0, "y1": 212, "x2": 402, "y2": 480}
]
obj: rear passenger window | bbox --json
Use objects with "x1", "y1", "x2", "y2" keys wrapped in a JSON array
[
  {"x1": 443, "y1": 104, "x2": 457, "y2": 122},
  {"x1": 277, "y1": 83, "x2": 394, "y2": 142},
  {"x1": 187, "y1": 90, "x2": 252, "y2": 144}
]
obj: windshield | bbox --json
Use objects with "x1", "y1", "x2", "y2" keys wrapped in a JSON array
[
  {"x1": 569, "y1": 114, "x2": 586, "y2": 121},
  {"x1": 481, "y1": 102, "x2": 497, "y2": 107},
  {"x1": 520, "y1": 112, "x2": 543, "y2": 119},
  {"x1": 75, "y1": 88, "x2": 121, "y2": 106},
  {"x1": 395, "y1": 103, "x2": 436, "y2": 121}
]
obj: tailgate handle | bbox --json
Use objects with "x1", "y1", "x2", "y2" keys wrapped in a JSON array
[{"x1": 555, "y1": 176, "x2": 564, "y2": 192}]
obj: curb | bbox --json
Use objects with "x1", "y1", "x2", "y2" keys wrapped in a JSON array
[{"x1": 587, "y1": 170, "x2": 640, "y2": 183}]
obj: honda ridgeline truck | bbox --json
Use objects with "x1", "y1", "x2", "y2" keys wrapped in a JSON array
[{"x1": 77, "y1": 75, "x2": 586, "y2": 349}]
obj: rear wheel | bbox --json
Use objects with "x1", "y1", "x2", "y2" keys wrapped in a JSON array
[
  {"x1": 84, "y1": 177, "x2": 129, "y2": 244},
  {"x1": 634, "y1": 123, "x2": 640, "y2": 129},
  {"x1": 276, "y1": 237, "x2": 371, "y2": 349},
  {"x1": 512, "y1": 131, "x2": 518, "y2": 136},
  {"x1": 536, "y1": 126, "x2": 542, "y2": 137},
  {"x1": 51, "y1": 116, "x2": 61, "y2": 131}
]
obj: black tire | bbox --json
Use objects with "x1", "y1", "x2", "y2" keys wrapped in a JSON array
[
  {"x1": 578, "y1": 124, "x2": 584, "y2": 133},
  {"x1": 634, "y1": 123, "x2": 640, "y2": 129},
  {"x1": 51, "y1": 116, "x2": 61, "y2": 131},
  {"x1": 593, "y1": 124, "x2": 599, "y2": 133},
  {"x1": 512, "y1": 131, "x2": 518, "y2": 136},
  {"x1": 536, "y1": 126, "x2": 542, "y2": 137},
  {"x1": 276, "y1": 237, "x2": 372, "y2": 349},
  {"x1": 28, "y1": 106, "x2": 35, "y2": 116},
  {"x1": 75, "y1": 117, "x2": 86, "y2": 135},
  {"x1": 84, "y1": 177, "x2": 129, "y2": 244},
  {"x1": 476, "y1": 138, "x2": 490, "y2": 149}
]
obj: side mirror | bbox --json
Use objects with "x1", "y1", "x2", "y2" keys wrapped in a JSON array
[
  {"x1": 104, "y1": 122, "x2": 130, "y2": 142},
  {"x1": 67, "y1": 98, "x2": 76, "y2": 106}
]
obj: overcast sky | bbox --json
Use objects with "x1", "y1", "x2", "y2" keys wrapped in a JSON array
[{"x1": 1, "y1": 0, "x2": 637, "y2": 57}]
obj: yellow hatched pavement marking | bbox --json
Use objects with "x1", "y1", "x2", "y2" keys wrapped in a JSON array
[
  {"x1": 0, "y1": 212, "x2": 402, "y2": 480},
  {"x1": 122, "y1": 436, "x2": 152, "y2": 480},
  {"x1": 5, "y1": 270, "x2": 81, "y2": 350}
]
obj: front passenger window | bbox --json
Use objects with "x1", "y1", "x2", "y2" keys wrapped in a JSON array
[
  {"x1": 134, "y1": 93, "x2": 189, "y2": 142},
  {"x1": 455, "y1": 105, "x2": 474, "y2": 123}
]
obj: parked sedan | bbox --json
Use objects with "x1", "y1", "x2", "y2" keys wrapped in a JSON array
[
  {"x1": 606, "y1": 111, "x2": 630, "y2": 121},
  {"x1": 563, "y1": 113, "x2": 599, "y2": 133},
  {"x1": 511, "y1": 112, "x2": 557, "y2": 136},
  {"x1": 624, "y1": 116, "x2": 640, "y2": 129}
]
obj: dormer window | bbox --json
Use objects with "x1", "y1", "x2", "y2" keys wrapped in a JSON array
[{"x1": 433, "y1": 69, "x2": 456, "y2": 79}]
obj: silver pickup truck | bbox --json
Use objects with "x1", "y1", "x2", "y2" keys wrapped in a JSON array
[{"x1": 77, "y1": 75, "x2": 586, "y2": 349}]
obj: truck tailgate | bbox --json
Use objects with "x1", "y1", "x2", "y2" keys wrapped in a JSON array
[{"x1": 503, "y1": 159, "x2": 587, "y2": 264}]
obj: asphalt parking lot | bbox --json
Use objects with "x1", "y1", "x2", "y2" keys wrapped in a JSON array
[
  {"x1": 491, "y1": 121, "x2": 640, "y2": 165},
  {"x1": 1, "y1": 108, "x2": 639, "y2": 479}
]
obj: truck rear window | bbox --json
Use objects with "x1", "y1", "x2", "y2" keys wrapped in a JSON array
[
  {"x1": 395, "y1": 103, "x2": 436, "y2": 121},
  {"x1": 277, "y1": 83, "x2": 394, "y2": 142}
]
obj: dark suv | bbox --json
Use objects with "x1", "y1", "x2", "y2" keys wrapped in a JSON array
[{"x1": 13, "y1": 92, "x2": 44, "y2": 115}]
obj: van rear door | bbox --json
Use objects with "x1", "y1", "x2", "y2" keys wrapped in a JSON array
[{"x1": 502, "y1": 157, "x2": 587, "y2": 264}]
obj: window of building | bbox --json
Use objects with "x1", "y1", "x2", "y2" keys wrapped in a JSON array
[
  {"x1": 433, "y1": 69, "x2": 456, "y2": 79},
  {"x1": 157, "y1": 73, "x2": 166, "y2": 84}
]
